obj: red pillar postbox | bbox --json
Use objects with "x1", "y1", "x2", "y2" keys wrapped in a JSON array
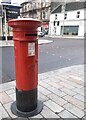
[{"x1": 8, "y1": 18, "x2": 42, "y2": 117}]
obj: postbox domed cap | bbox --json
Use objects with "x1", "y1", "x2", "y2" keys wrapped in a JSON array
[{"x1": 8, "y1": 18, "x2": 42, "y2": 30}]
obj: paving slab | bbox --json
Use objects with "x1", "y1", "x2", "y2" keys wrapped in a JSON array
[
  {"x1": 63, "y1": 95, "x2": 84, "y2": 110},
  {"x1": 38, "y1": 92, "x2": 49, "y2": 102},
  {"x1": 5, "y1": 88, "x2": 15, "y2": 95},
  {"x1": 44, "y1": 100, "x2": 64, "y2": 113},
  {"x1": 0, "y1": 81, "x2": 15, "y2": 92},
  {"x1": 3, "y1": 102, "x2": 18, "y2": 119},
  {"x1": 29, "y1": 114, "x2": 43, "y2": 119},
  {"x1": 74, "y1": 94, "x2": 85, "y2": 102},
  {"x1": 60, "y1": 87, "x2": 77, "y2": 96},
  {"x1": 0, "y1": 105, "x2": 9, "y2": 119},
  {"x1": 47, "y1": 93, "x2": 67, "y2": 106},
  {"x1": 38, "y1": 85, "x2": 51, "y2": 96},
  {"x1": 41, "y1": 106, "x2": 60, "y2": 118},
  {"x1": 0, "y1": 92, "x2": 12, "y2": 104},
  {"x1": 47, "y1": 86, "x2": 66, "y2": 97},
  {"x1": 63, "y1": 103, "x2": 84, "y2": 118},
  {"x1": 58, "y1": 110, "x2": 77, "y2": 118}
]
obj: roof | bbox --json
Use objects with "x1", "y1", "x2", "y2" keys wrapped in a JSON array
[
  {"x1": 52, "y1": 1, "x2": 86, "y2": 14},
  {"x1": 21, "y1": 2, "x2": 28, "y2": 5}
]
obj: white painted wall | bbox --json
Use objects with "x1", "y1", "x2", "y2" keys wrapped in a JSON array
[
  {"x1": 49, "y1": 9, "x2": 85, "y2": 37},
  {"x1": 1, "y1": 0, "x2": 11, "y2": 3}
]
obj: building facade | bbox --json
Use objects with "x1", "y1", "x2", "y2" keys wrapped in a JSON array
[
  {"x1": 20, "y1": 0, "x2": 51, "y2": 21},
  {"x1": 20, "y1": 0, "x2": 52, "y2": 33},
  {"x1": 49, "y1": 2, "x2": 86, "y2": 37}
]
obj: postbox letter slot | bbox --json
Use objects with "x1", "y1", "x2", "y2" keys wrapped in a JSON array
[{"x1": 25, "y1": 33, "x2": 37, "y2": 37}]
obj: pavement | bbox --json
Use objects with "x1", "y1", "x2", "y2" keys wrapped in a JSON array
[
  {"x1": 0, "y1": 34, "x2": 84, "y2": 46},
  {"x1": 0, "y1": 64, "x2": 85, "y2": 120},
  {"x1": 0, "y1": 39, "x2": 53, "y2": 47},
  {"x1": 46, "y1": 35, "x2": 85, "y2": 39}
]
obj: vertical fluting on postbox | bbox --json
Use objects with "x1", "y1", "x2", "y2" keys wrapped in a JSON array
[{"x1": 8, "y1": 18, "x2": 42, "y2": 117}]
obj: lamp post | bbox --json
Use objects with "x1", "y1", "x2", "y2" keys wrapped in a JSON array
[
  {"x1": 40, "y1": 0, "x2": 42, "y2": 20},
  {"x1": 0, "y1": 17, "x2": 3, "y2": 36},
  {"x1": 4, "y1": 8, "x2": 8, "y2": 43},
  {"x1": 61, "y1": 0, "x2": 66, "y2": 37}
]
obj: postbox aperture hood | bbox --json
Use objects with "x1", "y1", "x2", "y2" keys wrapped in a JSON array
[{"x1": 8, "y1": 18, "x2": 42, "y2": 30}]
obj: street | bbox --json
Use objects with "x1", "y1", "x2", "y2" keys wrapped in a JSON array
[
  {"x1": 38, "y1": 37, "x2": 84, "y2": 73},
  {"x1": 0, "y1": 37, "x2": 84, "y2": 83}
]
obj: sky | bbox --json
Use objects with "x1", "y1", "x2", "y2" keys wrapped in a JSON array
[
  {"x1": 11, "y1": 0, "x2": 25, "y2": 4},
  {"x1": 0, "y1": 0, "x2": 85, "y2": 4}
]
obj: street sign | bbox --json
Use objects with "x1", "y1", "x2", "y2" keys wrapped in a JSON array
[
  {"x1": 1, "y1": 0, "x2": 11, "y2": 4},
  {"x1": 1, "y1": 3, "x2": 21, "y2": 19},
  {"x1": 6, "y1": 7, "x2": 20, "y2": 18}
]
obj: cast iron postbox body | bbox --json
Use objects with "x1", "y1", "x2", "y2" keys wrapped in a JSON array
[{"x1": 8, "y1": 18, "x2": 42, "y2": 117}]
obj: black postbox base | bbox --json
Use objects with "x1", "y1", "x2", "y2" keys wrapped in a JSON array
[
  {"x1": 11, "y1": 101, "x2": 43, "y2": 118},
  {"x1": 11, "y1": 88, "x2": 43, "y2": 118}
]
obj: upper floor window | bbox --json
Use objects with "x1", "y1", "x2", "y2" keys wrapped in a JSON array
[
  {"x1": 33, "y1": 2, "x2": 36, "y2": 9},
  {"x1": 64, "y1": 13, "x2": 67, "y2": 19},
  {"x1": 42, "y1": 11, "x2": 45, "y2": 19},
  {"x1": 77, "y1": 11, "x2": 80, "y2": 18},
  {"x1": 55, "y1": 14, "x2": 57, "y2": 20},
  {"x1": 24, "y1": 5, "x2": 27, "y2": 11},
  {"x1": 54, "y1": 21, "x2": 55, "y2": 26},
  {"x1": 57, "y1": 21, "x2": 59, "y2": 26}
]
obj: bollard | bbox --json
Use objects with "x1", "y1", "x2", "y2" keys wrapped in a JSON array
[{"x1": 8, "y1": 18, "x2": 43, "y2": 117}]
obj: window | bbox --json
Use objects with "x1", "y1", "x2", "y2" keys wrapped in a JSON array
[
  {"x1": 61, "y1": 26, "x2": 79, "y2": 35},
  {"x1": 42, "y1": 11, "x2": 45, "y2": 19},
  {"x1": 33, "y1": 2, "x2": 36, "y2": 9},
  {"x1": 45, "y1": 12, "x2": 48, "y2": 19},
  {"x1": 57, "y1": 21, "x2": 59, "y2": 26},
  {"x1": 77, "y1": 11, "x2": 80, "y2": 18},
  {"x1": 54, "y1": 21, "x2": 55, "y2": 26},
  {"x1": 55, "y1": 14, "x2": 57, "y2": 20},
  {"x1": 64, "y1": 13, "x2": 67, "y2": 19},
  {"x1": 24, "y1": 5, "x2": 27, "y2": 11},
  {"x1": 77, "y1": 11, "x2": 80, "y2": 14},
  {"x1": 54, "y1": 27, "x2": 56, "y2": 34}
]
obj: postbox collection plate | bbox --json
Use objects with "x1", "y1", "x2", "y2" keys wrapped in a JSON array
[{"x1": 28, "y1": 43, "x2": 35, "y2": 56}]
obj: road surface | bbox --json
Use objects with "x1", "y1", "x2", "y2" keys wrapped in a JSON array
[{"x1": 0, "y1": 37, "x2": 84, "y2": 83}]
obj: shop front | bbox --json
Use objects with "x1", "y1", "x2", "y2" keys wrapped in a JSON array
[
  {"x1": 60, "y1": 26, "x2": 79, "y2": 36},
  {"x1": 0, "y1": 2, "x2": 21, "y2": 40}
]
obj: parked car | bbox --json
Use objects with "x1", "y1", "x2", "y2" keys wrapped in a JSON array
[{"x1": 38, "y1": 31, "x2": 45, "y2": 37}]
